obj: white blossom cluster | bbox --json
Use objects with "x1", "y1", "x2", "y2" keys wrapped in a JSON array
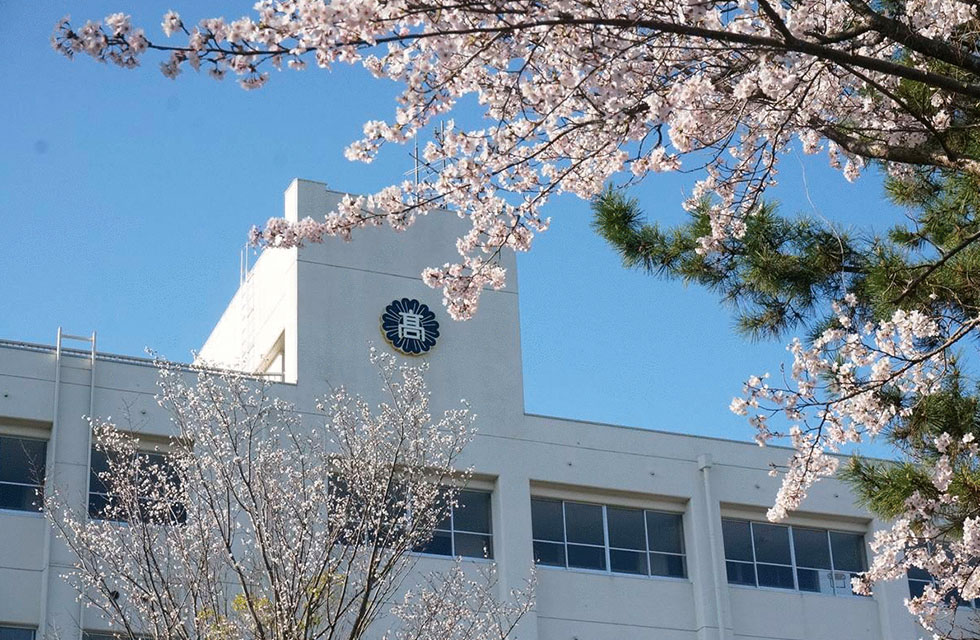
[
  {"x1": 733, "y1": 294, "x2": 980, "y2": 635},
  {"x1": 852, "y1": 430, "x2": 980, "y2": 637},
  {"x1": 45, "y1": 350, "x2": 533, "y2": 640},
  {"x1": 52, "y1": 0, "x2": 980, "y2": 318}
]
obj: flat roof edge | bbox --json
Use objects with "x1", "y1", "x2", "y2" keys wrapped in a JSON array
[{"x1": 523, "y1": 411, "x2": 894, "y2": 463}]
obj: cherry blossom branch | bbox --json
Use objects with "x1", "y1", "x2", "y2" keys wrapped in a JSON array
[{"x1": 53, "y1": 3, "x2": 980, "y2": 316}]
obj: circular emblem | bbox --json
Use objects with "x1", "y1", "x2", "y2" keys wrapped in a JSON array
[{"x1": 380, "y1": 298, "x2": 440, "y2": 355}]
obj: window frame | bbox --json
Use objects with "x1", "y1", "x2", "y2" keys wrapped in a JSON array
[
  {"x1": 722, "y1": 518, "x2": 867, "y2": 598},
  {"x1": 413, "y1": 488, "x2": 494, "y2": 561},
  {"x1": 0, "y1": 434, "x2": 48, "y2": 514},
  {"x1": 907, "y1": 569, "x2": 933, "y2": 601},
  {"x1": 531, "y1": 497, "x2": 688, "y2": 581}
]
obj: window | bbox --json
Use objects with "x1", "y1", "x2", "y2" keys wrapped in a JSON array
[
  {"x1": 907, "y1": 566, "x2": 980, "y2": 607},
  {"x1": 0, "y1": 435, "x2": 47, "y2": 512},
  {"x1": 722, "y1": 518, "x2": 866, "y2": 596},
  {"x1": 531, "y1": 498, "x2": 686, "y2": 578},
  {"x1": 89, "y1": 448, "x2": 184, "y2": 523},
  {"x1": 327, "y1": 475, "x2": 409, "y2": 545},
  {"x1": 414, "y1": 489, "x2": 493, "y2": 559},
  {"x1": 0, "y1": 628, "x2": 34, "y2": 640},
  {"x1": 907, "y1": 566, "x2": 933, "y2": 600}
]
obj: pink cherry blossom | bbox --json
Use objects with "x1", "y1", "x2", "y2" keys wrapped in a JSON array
[{"x1": 51, "y1": 1, "x2": 980, "y2": 318}]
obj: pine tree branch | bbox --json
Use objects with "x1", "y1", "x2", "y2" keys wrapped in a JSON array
[{"x1": 894, "y1": 228, "x2": 980, "y2": 304}]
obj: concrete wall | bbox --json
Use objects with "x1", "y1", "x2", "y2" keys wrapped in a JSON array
[
  {"x1": 0, "y1": 179, "x2": 924, "y2": 640},
  {"x1": 198, "y1": 241, "x2": 298, "y2": 382}
]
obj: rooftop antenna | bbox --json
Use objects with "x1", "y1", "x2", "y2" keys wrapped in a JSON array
[
  {"x1": 413, "y1": 136, "x2": 420, "y2": 204},
  {"x1": 439, "y1": 120, "x2": 447, "y2": 171},
  {"x1": 406, "y1": 133, "x2": 424, "y2": 206},
  {"x1": 240, "y1": 242, "x2": 249, "y2": 286},
  {"x1": 404, "y1": 120, "x2": 449, "y2": 206}
]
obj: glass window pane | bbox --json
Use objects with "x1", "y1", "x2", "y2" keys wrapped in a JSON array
[
  {"x1": 531, "y1": 499, "x2": 565, "y2": 542},
  {"x1": 90, "y1": 491, "x2": 128, "y2": 521},
  {"x1": 328, "y1": 475, "x2": 350, "y2": 502},
  {"x1": 908, "y1": 566, "x2": 932, "y2": 581},
  {"x1": 722, "y1": 519, "x2": 754, "y2": 561},
  {"x1": 428, "y1": 490, "x2": 451, "y2": 531},
  {"x1": 563, "y1": 502, "x2": 604, "y2": 545},
  {"x1": 830, "y1": 532, "x2": 866, "y2": 572},
  {"x1": 137, "y1": 499, "x2": 157, "y2": 525},
  {"x1": 143, "y1": 452, "x2": 166, "y2": 473},
  {"x1": 793, "y1": 528, "x2": 831, "y2": 569},
  {"x1": 752, "y1": 523, "x2": 791, "y2": 565},
  {"x1": 647, "y1": 511, "x2": 684, "y2": 554},
  {"x1": 533, "y1": 541, "x2": 565, "y2": 567},
  {"x1": 168, "y1": 500, "x2": 188, "y2": 525},
  {"x1": 650, "y1": 552, "x2": 686, "y2": 578},
  {"x1": 0, "y1": 437, "x2": 46, "y2": 485},
  {"x1": 797, "y1": 568, "x2": 835, "y2": 594},
  {"x1": 89, "y1": 449, "x2": 112, "y2": 496},
  {"x1": 567, "y1": 543, "x2": 606, "y2": 570},
  {"x1": 454, "y1": 490, "x2": 491, "y2": 533},
  {"x1": 414, "y1": 530, "x2": 452, "y2": 556},
  {"x1": 757, "y1": 563, "x2": 795, "y2": 589},
  {"x1": 1, "y1": 629, "x2": 35, "y2": 640},
  {"x1": 0, "y1": 484, "x2": 42, "y2": 512},
  {"x1": 726, "y1": 560, "x2": 756, "y2": 586},
  {"x1": 142, "y1": 452, "x2": 177, "y2": 492},
  {"x1": 454, "y1": 532, "x2": 493, "y2": 559},
  {"x1": 380, "y1": 485, "x2": 408, "y2": 536},
  {"x1": 607, "y1": 506, "x2": 645, "y2": 550},
  {"x1": 88, "y1": 492, "x2": 109, "y2": 519},
  {"x1": 610, "y1": 549, "x2": 647, "y2": 575},
  {"x1": 908, "y1": 579, "x2": 928, "y2": 599}
]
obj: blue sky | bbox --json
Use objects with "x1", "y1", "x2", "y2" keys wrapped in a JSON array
[{"x1": 0, "y1": 2, "x2": 903, "y2": 449}]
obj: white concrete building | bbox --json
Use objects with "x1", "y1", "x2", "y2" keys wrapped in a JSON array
[{"x1": 0, "y1": 179, "x2": 926, "y2": 640}]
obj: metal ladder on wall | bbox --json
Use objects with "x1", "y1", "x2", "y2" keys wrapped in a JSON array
[{"x1": 38, "y1": 328, "x2": 97, "y2": 638}]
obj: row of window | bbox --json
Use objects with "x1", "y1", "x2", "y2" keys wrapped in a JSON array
[
  {"x1": 0, "y1": 434, "x2": 921, "y2": 599},
  {"x1": 0, "y1": 434, "x2": 495, "y2": 547},
  {"x1": 0, "y1": 435, "x2": 179, "y2": 520}
]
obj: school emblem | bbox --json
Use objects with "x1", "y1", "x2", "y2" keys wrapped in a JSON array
[{"x1": 380, "y1": 298, "x2": 440, "y2": 355}]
